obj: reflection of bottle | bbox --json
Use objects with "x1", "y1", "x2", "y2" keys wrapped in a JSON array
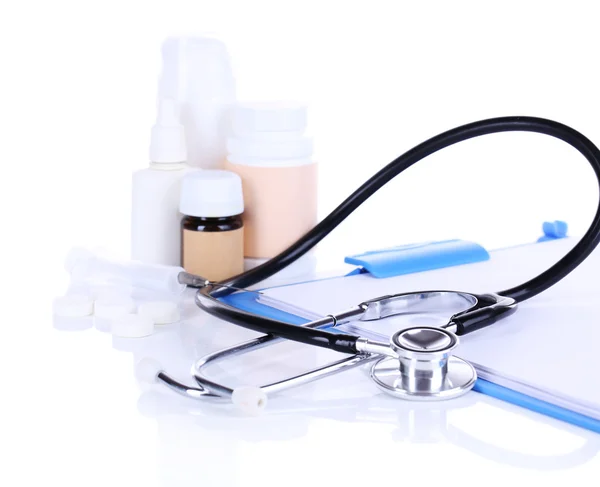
[
  {"x1": 179, "y1": 170, "x2": 245, "y2": 281},
  {"x1": 131, "y1": 99, "x2": 193, "y2": 266},
  {"x1": 225, "y1": 102, "x2": 317, "y2": 258},
  {"x1": 158, "y1": 36, "x2": 236, "y2": 169}
]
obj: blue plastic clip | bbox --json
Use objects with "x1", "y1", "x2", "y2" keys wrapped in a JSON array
[
  {"x1": 537, "y1": 220, "x2": 568, "y2": 242},
  {"x1": 344, "y1": 239, "x2": 489, "y2": 278}
]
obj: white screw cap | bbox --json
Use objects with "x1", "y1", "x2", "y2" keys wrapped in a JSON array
[
  {"x1": 179, "y1": 170, "x2": 244, "y2": 217},
  {"x1": 231, "y1": 386, "x2": 268, "y2": 415},
  {"x1": 232, "y1": 101, "x2": 307, "y2": 134}
]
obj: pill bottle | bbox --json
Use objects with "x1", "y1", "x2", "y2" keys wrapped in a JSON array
[
  {"x1": 179, "y1": 170, "x2": 245, "y2": 281},
  {"x1": 224, "y1": 101, "x2": 317, "y2": 259}
]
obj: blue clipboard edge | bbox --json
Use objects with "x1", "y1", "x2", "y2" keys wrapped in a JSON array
[
  {"x1": 221, "y1": 290, "x2": 600, "y2": 434},
  {"x1": 474, "y1": 380, "x2": 600, "y2": 434},
  {"x1": 222, "y1": 292, "x2": 310, "y2": 325}
]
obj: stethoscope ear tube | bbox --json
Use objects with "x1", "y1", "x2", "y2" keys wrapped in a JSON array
[
  {"x1": 449, "y1": 293, "x2": 517, "y2": 335},
  {"x1": 195, "y1": 116, "x2": 600, "y2": 349},
  {"x1": 195, "y1": 289, "x2": 360, "y2": 353}
]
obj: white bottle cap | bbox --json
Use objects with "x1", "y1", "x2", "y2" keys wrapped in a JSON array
[
  {"x1": 228, "y1": 101, "x2": 312, "y2": 162},
  {"x1": 180, "y1": 170, "x2": 244, "y2": 218},
  {"x1": 232, "y1": 101, "x2": 307, "y2": 135},
  {"x1": 150, "y1": 98, "x2": 187, "y2": 163}
]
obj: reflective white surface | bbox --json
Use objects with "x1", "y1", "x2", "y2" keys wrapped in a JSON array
[{"x1": 6, "y1": 267, "x2": 599, "y2": 486}]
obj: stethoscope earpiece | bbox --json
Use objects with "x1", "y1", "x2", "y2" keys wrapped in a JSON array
[{"x1": 370, "y1": 326, "x2": 477, "y2": 401}]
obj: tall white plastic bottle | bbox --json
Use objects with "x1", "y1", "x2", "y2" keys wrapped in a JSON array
[
  {"x1": 131, "y1": 99, "x2": 194, "y2": 266},
  {"x1": 158, "y1": 36, "x2": 236, "y2": 169}
]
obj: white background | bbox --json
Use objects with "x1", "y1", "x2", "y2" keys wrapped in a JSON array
[{"x1": 2, "y1": 1, "x2": 600, "y2": 485}]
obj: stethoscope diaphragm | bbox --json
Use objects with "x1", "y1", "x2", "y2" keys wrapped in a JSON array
[{"x1": 369, "y1": 327, "x2": 477, "y2": 401}]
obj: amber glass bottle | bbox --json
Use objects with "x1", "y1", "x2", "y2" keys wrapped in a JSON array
[{"x1": 179, "y1": 171, "x2": 244, "y2": 281}]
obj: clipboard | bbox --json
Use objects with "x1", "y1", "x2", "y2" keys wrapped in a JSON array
[{"x1": 221, "y1": 224, "x2": 600, "y2": 434}]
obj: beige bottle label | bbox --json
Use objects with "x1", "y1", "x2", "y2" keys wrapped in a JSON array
[
  {"x1": 182, "y1": 228, "x2": 244, "y2": 282},
  {"x1": 224, "y1": 160, "x2": 318, "y2": 258}
]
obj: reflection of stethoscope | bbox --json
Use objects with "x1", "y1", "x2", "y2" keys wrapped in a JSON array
[
  {"x1": 125, "y1": 314, "x2": 600, "y2": 471},
  {"x1": 137, "y1": 388, "x2": 600, "y2": 471},
  {"x1": 141, "y1": 116, "x2": 600, "y2": 408}
]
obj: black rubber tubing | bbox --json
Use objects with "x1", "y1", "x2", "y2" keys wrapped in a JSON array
[{"x1": 196, "y1": 116, "x2": 600, "y2": 354}]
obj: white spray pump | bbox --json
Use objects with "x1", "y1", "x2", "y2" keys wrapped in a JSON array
[
  {"x1": 131, "y1": 99, "x2": 194, "y2": 266},
  {"x1": 149, "y1": 98, "x2": 187, "y2": 163}
]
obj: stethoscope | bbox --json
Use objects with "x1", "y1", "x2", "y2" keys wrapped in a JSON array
[{"x1": 140, "y1": 116, "x2": 600, "y2": 410}]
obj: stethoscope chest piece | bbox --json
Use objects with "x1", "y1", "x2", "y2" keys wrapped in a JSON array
[{"x1": 370, "y1": 326, "x2": 477, "y2": 401}]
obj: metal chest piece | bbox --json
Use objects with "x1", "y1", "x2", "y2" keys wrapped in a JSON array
[{"x1": 370, "y1": 326, "x2": 477, "y2": 401}]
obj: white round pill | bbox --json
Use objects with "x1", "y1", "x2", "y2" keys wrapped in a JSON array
[
  {"x1": 137, "y1": 301, "x2": 180, "y2": 325},
  {"x1": 53, "y1": 295, "x2": 94, "y2": 317},
  {"x1": 94, "y1": 317, "x2": 112, "y2": 333},
  {"x1": 94, "y1": 296, "x2": 136, "y2": 319},
  {"x1": 111, "y1": 313, "x2": 154, "y2": 338}
]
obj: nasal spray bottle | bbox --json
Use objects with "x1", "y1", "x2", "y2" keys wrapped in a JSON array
[{"x1": 131, "y1": 99, "x2": 193, "y2": 266}]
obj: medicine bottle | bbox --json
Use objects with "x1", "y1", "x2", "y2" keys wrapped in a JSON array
[
  {"x1": 224, "y1": 101, "x2": 317, "y2": 259},
  {"x1": 131, "y1": 99, "x2": 193, "y2": 266},
  {"x1": 179, "y1": 170, "x2": 245, "y2": 282}
]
